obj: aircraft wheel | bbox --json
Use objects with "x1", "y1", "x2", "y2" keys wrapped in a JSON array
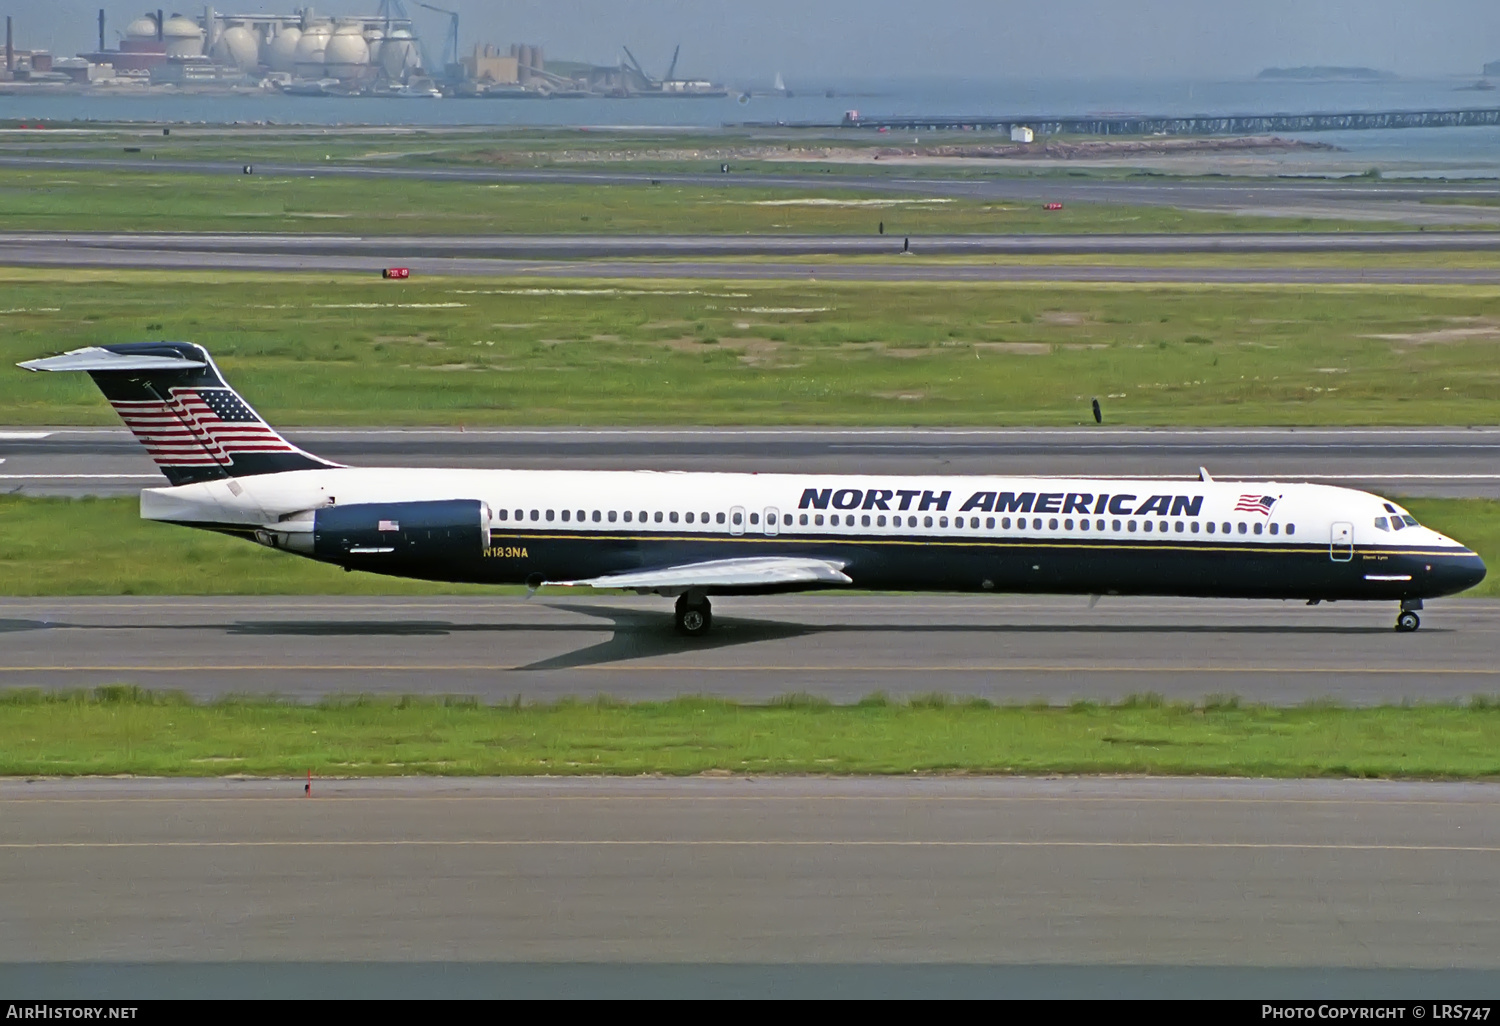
[
  {"x1": 675, "y1": 595, "x2": 712, "y2": 637},
  {"x1": 1395, "y1": 611, "x2": 1420, "y2": 633}
]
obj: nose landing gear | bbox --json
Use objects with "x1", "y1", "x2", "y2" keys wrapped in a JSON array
[
  {"x1": 1395, "y1": 598, "x2": 1423, "y2": 633},
  {"x1": 675, "y1": 593, "x2": 713, "y2": 637}
]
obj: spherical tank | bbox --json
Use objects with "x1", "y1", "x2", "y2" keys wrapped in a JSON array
[
  {"x1": 125, "y1": 15, "x2": 159, "y2": 40},
  {"x1": 211, "y1": 25, "x2": 259, "y2": 70},
  {"x1": 363, "y1": 27, "x2": 385, "y2": 63},
  {"x1": 379, "y1": 28, "x2": 420, "y2": 78},
  {"x1": 293, "y1": 21, "x2": 332, "y2": 78},
  {"x1": 324, "y1": 22, "x2": 370, "y2": 79},
  {"x1": 162, "y1": 15, "x2": 204, "y2": 58},
  {"x1": 264, "y1": 26, "x2": 301, "y2": 73}
]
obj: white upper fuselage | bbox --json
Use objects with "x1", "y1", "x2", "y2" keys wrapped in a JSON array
[{"x1": 139, "y1": 465, "x2": 1465, "y2": 555}]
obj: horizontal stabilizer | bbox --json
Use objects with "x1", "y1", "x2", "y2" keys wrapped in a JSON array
[
  {"x1": 549, "y1": 556, "x2": 852, "y2": 592},
  {"x1": 19, "y1": 346, "x2": 206, "y2": 373}
]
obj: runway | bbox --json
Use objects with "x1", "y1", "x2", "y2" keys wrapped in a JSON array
[
  {"x1": 1, "y1": 595, "x2": 1494, "y2": 704},
  {"x1": 8, "y1": 427, "x2": 1500, "y2": 497},
  {"x1": 4, "y1": 776, "x2": 1500, "y2": 996},
  {"x1": 9, "y1": 229, "x2": 1500, "y2": 256},
  {"x1": 6, "y1": 235, "x2": 1500, "y2": 283},
  {"x1": 4, "y1": 155, "x2": 1499, "y2": 223}
]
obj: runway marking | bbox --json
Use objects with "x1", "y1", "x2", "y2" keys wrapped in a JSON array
[
  {"x1": 0, "y1": 663, "x2": 1494, "y2": 675},
  {"x1": 2, "y1": 839, "x2": 1499, "y2": 853}
]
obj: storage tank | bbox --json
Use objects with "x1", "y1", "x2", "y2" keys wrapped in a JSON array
[
  {"x1": 125, "y1": 14, "x2": 159, "y2": 40},
  {"x1": 324, "y1": 21, "x2": 369, "y2": 79},
  {"x1": 264, "y1": 25, "x2": 300, "y2": 72},
  {"x1": 211, "y1": 24, "x2": 259, "y2": 70},
  {"x1": 161, "y1": 14, "x2": 204, "y2": 58},
  {"x1": 363, "y1": 26, "x2": 384, "y2": 63},
  {"x1": 293, "y1": 20, "x2": 331, "y2": 78},
  {"x1": 379, "y1": 27, "x2": 420, "y2": 78}
]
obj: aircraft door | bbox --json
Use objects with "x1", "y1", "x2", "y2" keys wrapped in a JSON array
[
  {"x1": 764, "y1": 507, "x2": 780, "y2": 537},
  {"x1": 729, "y1": 506, "x2": 746, "y2": 537},
  {"x1": 1330, "y1": 521, "x2": 1353, "y2": 562}
]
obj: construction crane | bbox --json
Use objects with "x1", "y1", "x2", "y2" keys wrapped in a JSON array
[{"x1": 414, "y1": 1, "x2": 459, "y2": 77}]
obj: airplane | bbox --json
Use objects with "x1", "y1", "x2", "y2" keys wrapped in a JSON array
[{"x1": 21, "y1": 341, "x2": 1486, "y2": 635}]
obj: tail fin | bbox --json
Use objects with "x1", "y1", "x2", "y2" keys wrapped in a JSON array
[{"x1": 20, "y1": 342, "x2": 339, "y2": 486}]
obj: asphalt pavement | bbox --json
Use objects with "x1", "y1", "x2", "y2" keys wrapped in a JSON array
[
  {"x1": 3, "y1": 154, "x2": 1498, "y2": 223},
  {"x1": 1, "y1": 595, "x2": 1494, "y2": 704},
  {"x1": 7, "y1": 427, "x2": 1500, "y2": 497},
  {"x1": 4, "y1": 776, "x2": 1499, "y2": 996}
]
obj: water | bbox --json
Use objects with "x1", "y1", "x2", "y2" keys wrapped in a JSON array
[{"x1": 4, "y1": 75, "x2": 1499, "y2": 173}]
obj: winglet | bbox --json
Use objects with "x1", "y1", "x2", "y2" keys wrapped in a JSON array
[{"x1": 1198, "y1": 466, "x2": 1213, "y2": 483}]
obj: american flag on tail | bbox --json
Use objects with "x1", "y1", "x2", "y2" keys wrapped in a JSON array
[
  {"x1": 110, "y1": 387, "x2": 299, "y2": 468},
  {"x1": 1234, "y1": 494, "x2": 1279, "y2": 517}
]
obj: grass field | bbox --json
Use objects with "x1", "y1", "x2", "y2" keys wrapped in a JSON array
[
  {"x1": 0, "y1": 167, "x2": 1395, "y2": 235},
  {"x1": 0, "y1": 494, "x2": 1494, "y2": 597},
  {"x1": 4, "y1": 268, "x2": 1500, "y2": 426},
  {"x1": 3, "y1": 688, "x2": 1500, "y2": 778}
]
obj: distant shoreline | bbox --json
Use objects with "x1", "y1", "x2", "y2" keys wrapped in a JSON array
[{"x1": 1257, "y1": 66, "x2": 1397, "y2": 81}]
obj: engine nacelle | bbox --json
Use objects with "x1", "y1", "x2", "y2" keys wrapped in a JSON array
[{"x1": 312, "y1": 499, "x2": 491, "y2": 568}]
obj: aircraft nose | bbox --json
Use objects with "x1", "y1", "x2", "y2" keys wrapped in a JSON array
[{"x1": 1441, "y1": 551, "x2": 1487, "y2": 594}]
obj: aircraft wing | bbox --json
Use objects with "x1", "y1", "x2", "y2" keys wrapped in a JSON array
[{"x1": 547, "y1": 556, "x2": 851, "y2": 592}]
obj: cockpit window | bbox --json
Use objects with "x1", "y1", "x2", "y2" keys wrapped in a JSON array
[
  {"x1": 1383, "y1": 503, "x2": 1398, "y2": 514},
  {"x1": 1374, "y1": 517, "x2": 1389, "y2": 531},
  {"x1": 1401, "y1": 515, "x2": 1418, "y2": 527}
]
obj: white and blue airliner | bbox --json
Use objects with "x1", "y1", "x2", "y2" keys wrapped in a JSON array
[{"x1": 22, "y1": 342, "x2": 1485, "y2": 635}]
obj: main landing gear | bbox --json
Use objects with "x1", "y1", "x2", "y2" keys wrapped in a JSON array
[
  {"x1": 675, "y1": 593, "x2": 713, "y2": 637},
  {"x1": 1395, "y1": 599, "x2": 1423, "y2": 633}
]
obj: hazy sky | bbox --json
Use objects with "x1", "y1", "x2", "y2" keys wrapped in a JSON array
[{"x1": 24, "y1": 1, "x2": 1500, "y2": 81}]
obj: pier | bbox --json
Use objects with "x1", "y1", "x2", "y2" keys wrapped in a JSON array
[{"x1": 741, "y1": 107, "x2": 1500, "y2": 135}]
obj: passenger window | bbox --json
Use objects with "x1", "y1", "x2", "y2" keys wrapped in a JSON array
[
  {"x1": 1049, "y1": 518, "x2": 1058, "y2": 530},
  {"x1": 546, "y1": 510, "x2": 555, "y2": 521},
  {"x1": 1222, "y1": 522, "x2": 1231, "y2": 534},
  {"x1": 800, "y1": 513, "x2": 809, "y2": 526},
  {"x1": 576, "y1": 510, "x2": 585, "y2": 521},
  {"x1": 1001, "y1": 517, "x2": 1011, "y2": 529},
  {"x1": 1112, "y1": 519, "x2": 1121, "y2": 531},
  {"x1": 609, "y1": 511, "x2": 617, "y2": 523},
  {"x1": 986, "y1": 517, "x2": 995, "y2": 529},
  {"x1": 1128, "y1": 521, "x2": 1137, "y2": 532},
  {"x1": 1191, "y1": 521, "x2": 1200, "y2": 534},
  {"x1": 530, "y1": 510, "x2": 540, "y2": 521},
  {"x1": 1142, "y1": 520, "x2": 1152, "y2": 533},
  {"x1": 1096, "y1": 519, "x2": 1105, "y2": 531},
  {"x1": 593, "y1": 511, "x2": 601, "y2": 523},
  {"x1": 731, "y1": 511, "x2": 742, "y2": 525},
  {"x1": 561, "y1": 510, "x2": 571, "y2": 522},
  {"x1": 717, "y1": 512, "x2": 726, "y2": 525},
  {"x1": 685, "y1": 512, "x2": 694, "y2": 524},
  {"x1": 1063, "y1": 518, "x2": 1072, "y2": 530},
  {"x1": 1080, "y1": 519, "x2": 1089, "y2": 531},
  {"x1": 623, "y1": 511, "x2": 633, "y2": 523},
  {"x1": 515, "y1": 510, "x2": 523, "y2": 521},
  {"x1": 1175, "y1": 521, "x2": 1184, "y2": 533},
  {"x1": 750, "y1": 513, "x2": 759, "y2": 525},
  {"x1": 639, "y1": 511, "x2": 647, "y2": 523},
  {"x1": 878, "y1": 515, "x2": 887, "y2": 527},
  {"x1": 939, "y1": 517, "x2": 949, "y2": 528},
  {"x1": 862, "y1": 514, "x2": 871, "y2": 527},
  {"x1": 1237, "y1": 522, "x2": 1247, "y2": 534},
  {"x1": 702, "y1": 512, "x2": 709, "y2": 523},
  {"x1": 497, "y1": 509, "x2": 508, "y2": 521},
  {"x1": 908, "y1": 516, "x2": 918, "y2": 528},
  {"x1": 815, "y1": 514, "x2": 824, "y2": 526},
  {"x1": 1287, "y1": 524, "x2": 1296, "y2": 535},
  {"x1": 1254, "y1": 523, "x2": 1263, "y2": 535},
  {"x1": 1269, "y1": 523, "x2": 1278, "y2": 535},
  {"x1": 1206, "y1": 522, "x2": 1215, "y2": 534},
  {"x1": 669, "y1": 512, "x2": 679, "y2": 523},
  {"x1": 924, "y1": 516, "x2": 934, "y2": 528}
]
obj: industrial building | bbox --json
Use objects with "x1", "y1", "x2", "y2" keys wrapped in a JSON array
[{"x1": 1, "y1": 3, "x2": 724, "y2": 98}]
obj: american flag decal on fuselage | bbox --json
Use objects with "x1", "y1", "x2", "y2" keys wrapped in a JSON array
[
  {"x1": 1234, "y1": 494, "x2": 1279, "y2": 517},
  {"x1": 111, "y1": 387, "x2": 298, "y2": 468}
]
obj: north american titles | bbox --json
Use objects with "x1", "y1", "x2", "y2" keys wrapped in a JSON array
[{"x1": 798, "y1": 488, "x2": 1205, "y2": 517}]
